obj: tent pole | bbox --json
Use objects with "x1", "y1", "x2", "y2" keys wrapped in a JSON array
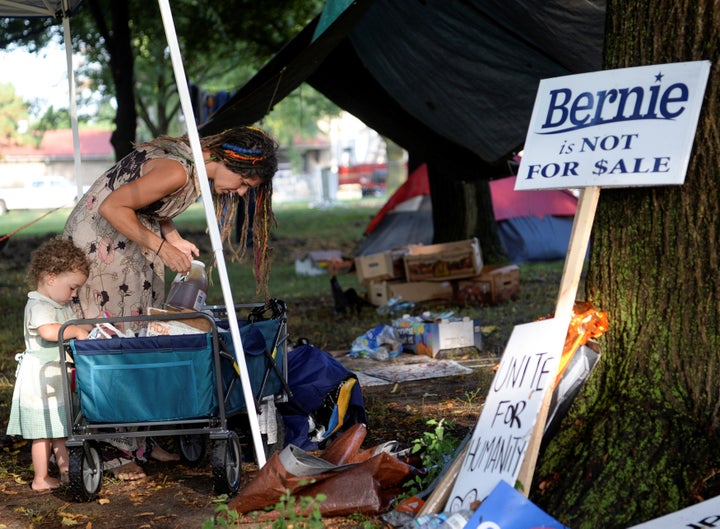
[
  {"x1": 156, "y1": 0, "x2": 267, "y2": 468},
  {"x1": 61, "y1": 2, "x2": 83, "y2": 200}
]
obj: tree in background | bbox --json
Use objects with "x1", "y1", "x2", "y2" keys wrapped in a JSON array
[
  {"x1": 0, "y1": 83, "x2": 29, "y2": 145},
  {"x1": 533, "y1": 1, "x2": 720, "y2": 528},
  {"x1": 0, "y1": 0, "x2": 324, "y2": 159}
]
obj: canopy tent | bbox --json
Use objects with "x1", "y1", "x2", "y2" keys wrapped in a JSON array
[
  {"x1": 0, "y1": 0, "x2": 81, "y2": 16},
  {"x1": 355, "y1": 164, "x2": 579, "y2": 263},
  {"x1": 0, "y1": 0, "x2": 84, "y2": 199},
  {"x1": 0, "y1": 0, "x2": 268, "y2": 467}
]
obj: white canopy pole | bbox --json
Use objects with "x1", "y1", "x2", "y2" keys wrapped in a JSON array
[
  {"x1": 156, "y1": 0, "x2": 267, "y2": 467},
  {"x1": 61, "y1": 1, "x2": 83, "y2": 200}
]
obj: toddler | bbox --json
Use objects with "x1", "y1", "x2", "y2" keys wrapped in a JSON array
[{"x1": 6, "y1": 236, "x2": 91, "y2": 491}]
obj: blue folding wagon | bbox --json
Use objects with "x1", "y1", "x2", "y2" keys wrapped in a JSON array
[{"x1": 59, "y1": 301, "x2": 289, "y2": 501}]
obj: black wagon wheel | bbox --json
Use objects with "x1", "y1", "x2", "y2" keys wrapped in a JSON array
[
  {"x1": 178, "y1": 433, "x2": 207, "y2": 467},
  {"x1": 212, "y1": 432, "x2": 242, "y2": 495},
  {"x1": 68, "y1": 442, "x2": 103, "y2": 502}
]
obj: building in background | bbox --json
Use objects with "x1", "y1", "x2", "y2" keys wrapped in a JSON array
[{"x1": 0, "y1": 129, "x2": 114, "y2": 188}]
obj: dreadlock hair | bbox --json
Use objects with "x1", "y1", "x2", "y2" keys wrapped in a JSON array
[{"x1": 142, "y1": 126, "x2": 278, "y2": 298}]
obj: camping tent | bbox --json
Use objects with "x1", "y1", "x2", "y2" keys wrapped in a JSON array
[{"x1": 355, "y1": 164, "x2": 578, "y2": 263}]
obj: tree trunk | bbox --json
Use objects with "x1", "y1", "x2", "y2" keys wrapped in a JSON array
[
  {"x1": 427, "y1": 149, "x2": 508, "y2": 264},
  {"x1": 87, "y1": 0, "x2": 136, "y2": 160},
  {"x1": 532, "y1": 1, "x2": 720, "y2": 528}
]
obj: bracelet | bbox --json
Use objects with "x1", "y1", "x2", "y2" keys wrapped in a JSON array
[{"x1": 156, "y1": 239, "x2": 166, "y2": 255}]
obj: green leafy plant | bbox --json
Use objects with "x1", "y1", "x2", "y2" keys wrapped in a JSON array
[
  {"x1": 271, "y1": 488, "x2": 326, "y2": 529},
  {"x1": 202, "y1": 503, "x2": 239, "y2": 529},
  {"x1": 461, "y1": 387, "x2": 484, "y2": 408},
  {"x1": 401, "y1": 419, "x2": 460, "y2": 500},
  {"x1": 346, "y1": 512, "x2": 385, "y2": 529},
  {"x1": 201, "y1": 487, "x2": 327, "y2": 529}
]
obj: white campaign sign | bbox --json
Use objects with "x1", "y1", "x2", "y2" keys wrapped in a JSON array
[
  {"x1": 626, "y1": 494, "x2": 720, "y2": 529},
  {"x1": 517, "y1": 61, "x2": 710, "y2": 190},
  {"x1": 445, "y1": 318, "x2": 568, "y2": 510}
]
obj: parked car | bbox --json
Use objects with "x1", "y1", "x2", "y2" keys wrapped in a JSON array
[{"x1": 0, "y1": 176, "x2": 83, "y2": 215}]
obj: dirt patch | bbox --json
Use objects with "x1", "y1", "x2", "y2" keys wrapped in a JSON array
[
  {"x1": 0, "y1": 362, "x2": 493, "y2": 529},
  {"x1": 0, "y1": 232, "x2": 551, "y2": 528}
]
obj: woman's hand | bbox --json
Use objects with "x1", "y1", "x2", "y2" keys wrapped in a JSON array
[
  {"x1": 163, "y1": 229, "x2": 199, "y2": 261},
  {"x1": 157, "y1": 240, "x2": 193, "y2": 274}
]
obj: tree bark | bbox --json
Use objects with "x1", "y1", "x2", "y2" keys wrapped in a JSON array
[
  {"x1": 532, "y1": 1, "x2": 720, "y2": 528},
  {"x1": 87, "y1": 0, "x2": 136, "y2": 160},
  {"x1": 427, "y1": 149, "x2": 508, "y2": 264}
]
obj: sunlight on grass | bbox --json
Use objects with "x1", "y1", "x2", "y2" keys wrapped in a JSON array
[
  {"x1": 0, "y1": 198, "x2": 384, "y2": 239},
  {"x1": 0, "y1": 199, "x2": 379, "y2": 365}
]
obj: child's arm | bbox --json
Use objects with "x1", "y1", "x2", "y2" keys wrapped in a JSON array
[{"x1": 37, "y1": 322, "x2": 92, "y2": 342}]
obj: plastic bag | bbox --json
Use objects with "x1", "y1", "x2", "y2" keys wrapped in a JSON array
[{"x1": 349, "y1": 324, "x2": 402, "y2": 360}]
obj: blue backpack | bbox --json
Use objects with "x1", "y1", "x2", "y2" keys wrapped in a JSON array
[{"x1": 278, "y1": 344, "x2": 367, "y2": 450}]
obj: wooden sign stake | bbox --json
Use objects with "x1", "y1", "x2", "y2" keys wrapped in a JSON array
[{"x1": 514, "y1": 185, "x2": 600, "y2": 495}]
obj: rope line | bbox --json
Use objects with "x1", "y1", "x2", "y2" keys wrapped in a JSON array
[{"x1": 0, "y1": 206, "x2": 67, "y2": 245}]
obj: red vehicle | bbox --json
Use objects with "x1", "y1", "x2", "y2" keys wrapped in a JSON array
[{"x1": 337, "y1": 163, "x2": 388, "y2": 196}]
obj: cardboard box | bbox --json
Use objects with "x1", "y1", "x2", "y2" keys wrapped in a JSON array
[
  {"x1": 327, "y1": 258, "x2": 354, "y2": 275},
  {"x1": 368, "y1": 280, "x2": 391, "y2": 306},
  {"x1": 367, "y1": 279, "x2": 454, "y2": 306},
  {"x1": 146, "y1": 320, "x2": 206, "y2": 336},
  {"x1": 389, "y1": 280, "x2": 454, "y2": 303},
  {"x1": 392, "y1": 317, "x2": 483, "y2": 357},
  {"x1": 147, "y1": 306, "x2": 212, "y2": 333},
  {"x1": 456, "y1": 264, "x2": 520, "y2": 306},
  {"x1": 404, "y1": 238, "x2": 483, "y2": 282},
  {"x1": 355, "y1": 251, "x2": 395, "y2": 283},
  {"x1": 355, "y1": 246, "x2": 416, "y2": 284}
]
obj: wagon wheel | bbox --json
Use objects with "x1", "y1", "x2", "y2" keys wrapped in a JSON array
[
  {"x1": 178, "y1": 433, "x2": 206, "y2": 467},
  {"x1": 212, "y1": 432, "x2": 242, "y2": 495},
  {"x1": 68, "y1": 442, "x2": 103, "y2": 502}
]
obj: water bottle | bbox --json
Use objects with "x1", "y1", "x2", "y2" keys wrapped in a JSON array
[{"x1": 165, "y1": 260, "x2": 208, "y2": 311}]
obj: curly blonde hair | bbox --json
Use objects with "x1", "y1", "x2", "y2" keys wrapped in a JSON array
[{"x1": 28, "y1": 236, "x2": 91, "y2": 290}]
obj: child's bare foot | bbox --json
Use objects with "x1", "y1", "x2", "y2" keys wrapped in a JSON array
[
  {"x1": 32, "y1": 476, "x2": 61, "y2": 492},
  {"x1": 149, "y1": 445, "x2": 180, "y2": 462}
]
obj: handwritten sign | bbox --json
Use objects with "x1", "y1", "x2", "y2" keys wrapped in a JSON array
[
  {"x1": 517, "y1": 61, "x2": 710, "y2": 190},
  {"x1": 446, "y1": 318, "x2": 568, "y2": 510}
]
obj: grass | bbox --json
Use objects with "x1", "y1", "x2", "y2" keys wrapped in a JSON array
[
  {"x1": 0, "y1": 198, "x2": 568, "y2": 527},
  {"x1": 0, "y1": 197, "x2": 565, "y2": 371}
]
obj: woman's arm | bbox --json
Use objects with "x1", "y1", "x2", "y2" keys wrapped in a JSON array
[{"x1": 98, "y1": 158, "x2": 193, "y2": 273}]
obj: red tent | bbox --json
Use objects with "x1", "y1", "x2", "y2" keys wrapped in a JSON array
[{"x1": 357, "y1": 164, "x2": 578, "y2": 263}]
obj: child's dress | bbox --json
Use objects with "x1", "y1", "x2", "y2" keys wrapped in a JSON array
[{"x1": 6, "y1": 292, "x2": 75, "y2": 439}]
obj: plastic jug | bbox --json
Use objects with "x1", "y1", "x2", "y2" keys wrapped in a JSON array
[{"x1": 165, "y1": 260, "x2": 208, "y2": 311}]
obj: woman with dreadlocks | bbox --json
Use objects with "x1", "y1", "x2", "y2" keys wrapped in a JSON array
[
  {"x1": 63, "y1": 127, "x2": 278, "y2": 480},
  {"x1": 64, "y1": 126, "x2": 278, "y2": 323}
]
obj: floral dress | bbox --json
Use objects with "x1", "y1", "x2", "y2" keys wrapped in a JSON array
[
  {"x1": 64, "y1": 142, "x2": 200, "y2": 321},
  {"x1": 6, "y1": 292, "x2": 76, "y2": 439}
]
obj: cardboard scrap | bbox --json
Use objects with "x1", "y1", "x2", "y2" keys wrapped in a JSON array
[{"x1": 363, "y1": 359, "x2": 472, "y2": 384}]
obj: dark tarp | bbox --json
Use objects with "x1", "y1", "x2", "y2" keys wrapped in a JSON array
[{"x1": 200, "y1": 0, "x2": 606, "y2": 167}]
